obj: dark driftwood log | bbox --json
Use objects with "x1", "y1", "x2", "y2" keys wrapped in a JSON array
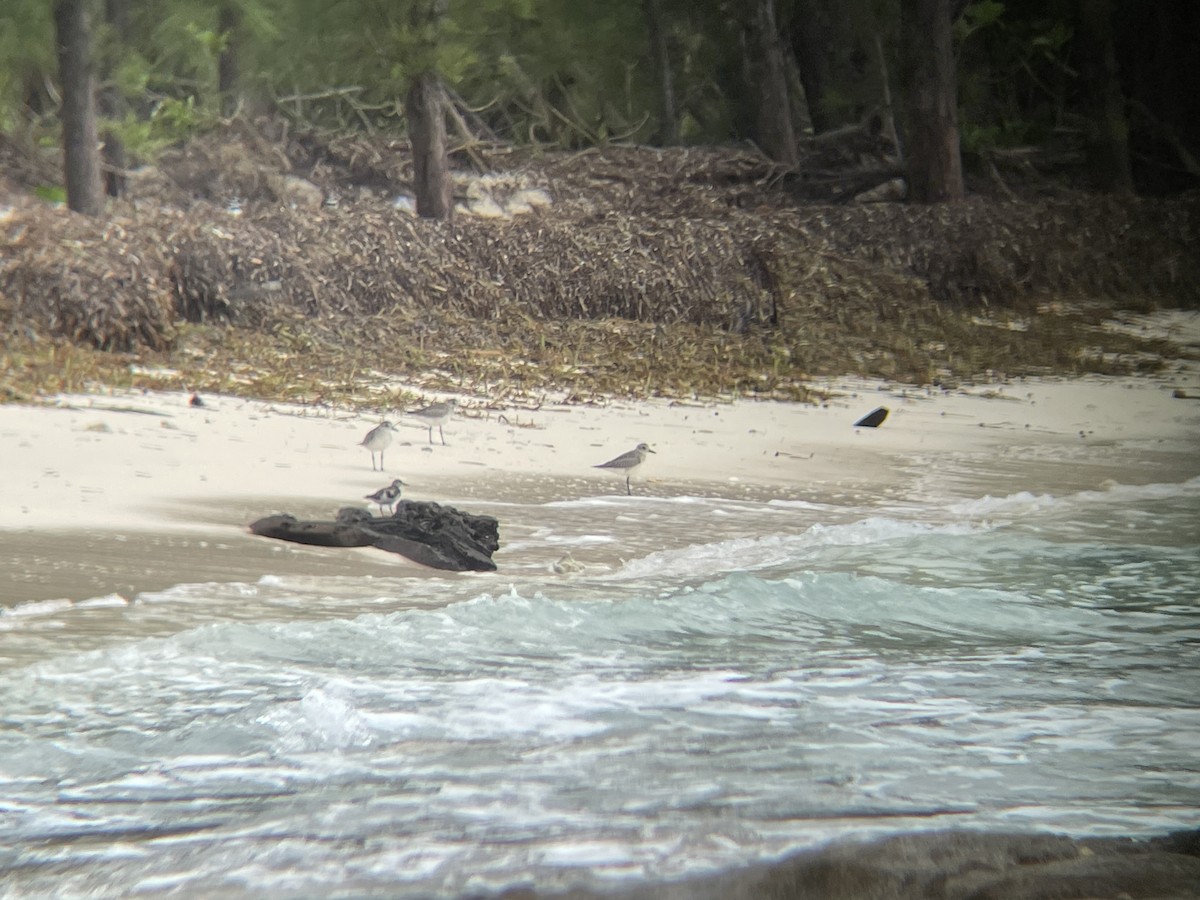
[
  {"x1": 249, "y1": 500, "x2": 499, "y2": 572},
  {"x1": 248, "y1": 513, "x2": 377, "y2": 547}
]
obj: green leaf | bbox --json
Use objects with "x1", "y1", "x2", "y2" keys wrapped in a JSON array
[{"x1": 34, "y1": 184, "x2": 67, "y2": 204}]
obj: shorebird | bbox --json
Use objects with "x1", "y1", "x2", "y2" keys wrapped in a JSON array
[
  {"x1": 407, "y1": 398, "x2": 457, "y2": 446},
  {"x1": 365, "y1": 478, "x2": 405, "y2": 515},
  {"x1": 360, "y1": 420, "x2": 398, "y2": 471},
  {"x1": 594, "y1": 442, "x2": 656, "y2": 496}
]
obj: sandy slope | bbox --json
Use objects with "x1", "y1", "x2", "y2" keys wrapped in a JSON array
[
  {"x1": 1, "y1": 353, "x2": 1198, "y2": 608},
  {"x1": 2, "y1": 372, "x2": 1198, "y2": 531}
]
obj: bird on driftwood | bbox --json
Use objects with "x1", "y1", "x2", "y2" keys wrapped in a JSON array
[{"x1": 365, "y1": 478, "x2": 406, "y2": 515}]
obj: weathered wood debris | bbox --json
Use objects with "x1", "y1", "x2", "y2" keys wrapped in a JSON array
[{"x1": 250, "y1": 500, "x2": 500, "y2": 572}]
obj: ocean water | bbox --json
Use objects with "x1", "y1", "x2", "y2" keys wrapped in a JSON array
[{"x1": 2, "y1": 476, "x2": 1199, "y2": 897}]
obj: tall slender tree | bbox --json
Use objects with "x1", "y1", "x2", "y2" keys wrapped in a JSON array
[
  {"x1": 407, "y1": 71, "x2": 452, "y2": 220},
  {"x1": 789, "y1": 0, "x2": 836, "y2": 134},
  {"x1": 406, "y1": 0, "x2": 453, "y2": 220},
  {"x1": 642, "y1": 0, "x2": 678, "y2": 144},
  {"x1": 1076, "y1": 0, "x2": 1132, "y2": 193},
  {"x1": 899, "y1": 0, "x2": 963, "y2": 202},
  {"x1": 217, "y1": 2, "x2": 240, "y2": 116},
  {"x1": 54, "y1": 0, "x2": 103, "y2": 215},
  {"x1": 99, "y1": 0, "x2": 128, "y2": 198},
  {"x1": 749, "y1": 0, "x2": 799, "y2": 165}
]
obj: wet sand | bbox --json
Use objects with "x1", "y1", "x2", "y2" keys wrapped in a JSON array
[{"x1": 524, "y1": 829, "x2": 1200, "y2": 899}]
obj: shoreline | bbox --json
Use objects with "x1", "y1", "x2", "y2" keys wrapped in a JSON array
[
  {"x1": 555, "y1": 827, "x2": 1200, "y2": 900},
  {"x1": 2, "y1": 370, "x2": 1199, "y2": 607},
  {"x1": 2, "y1": 375, "x2": 1199, "y2": 898}
]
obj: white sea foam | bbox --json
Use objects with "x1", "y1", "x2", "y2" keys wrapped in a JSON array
[
  {"x1": 766, "y1": 498, "x2": 836, "y2": 511},
  {"x1": 75, "y1": 593, "x2": 130, "y2": 609},
  {"x1": 0, "y1": 593, "x2": 131, "y2": 631},
  {"x1": 1, "y1": 598, "x2": 74, "y2": 619},
  {"x1": 0, "y1": 474, "x2": 1196, "y2": 898},
  {"x1": 945, "y1": 475, "x2": 1200, "y2": 520},
  {"x1": 611, "y1": 516, "x2": 980, "y2": 583},
  {"x1": 944, "y1": 490, "x2": 1059, "y2": 518}
]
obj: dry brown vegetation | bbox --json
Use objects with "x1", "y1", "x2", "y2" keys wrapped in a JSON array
[{"x1": 2, "y1": 123, "x2": 1198, "y2": 408}]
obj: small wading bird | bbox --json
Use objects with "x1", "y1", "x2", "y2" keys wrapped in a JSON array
[
  {"x1": 360, "y1": 421, "x2": 398, "y2": 471},
  {"x1": 407, "y1": 399, "x2": 457, "y2": 446},
  {"x1": 594, "y1": 442, "x2": 656, "y2": 496},
  {"x1": 365, "y1": 478, "x2": 406, "y2": 515}
]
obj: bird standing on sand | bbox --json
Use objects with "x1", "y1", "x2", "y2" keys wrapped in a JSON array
[
  {"x1": 365, "y1": 478, "x2": 406, "y2": 514},
  {"x1": 407, "y1": 399, "x2": 457, "y2": 446},
  {"x1": 594, "y1": 442, "x2": 656, "y2": 496},
  {"x1": 360, "y1": 421, "x2": 398, "y2": 471}
]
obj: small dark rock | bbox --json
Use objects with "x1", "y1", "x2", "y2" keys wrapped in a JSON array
[{"x1": 854, "y1": 406, "x2": 889, "y2": 428}]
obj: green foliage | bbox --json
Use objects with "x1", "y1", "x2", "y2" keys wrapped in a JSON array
[
  {"x1": 0, "y1": 0, "x2": 53, "y2": 130},
  {"x1": 955, "y1": 0, "x2": 1005, "y2": 43},
  {"x1": 99, "y1": 98, "x2": 214, "y2": 162},
  {"x1": 1029, "y1": 17, "x2": 1071, "y2": 63},
  {"x1": 33, "y1": 184, "x2": 66, "y2": 204},
  {"x1": 954, "y1": 0, "x2": 1078, "y2": 155},
  {"x1": 0, "y1": 0, "x2": 1182, "y2": 188},
  {"x1": 112, "y1": 53, "x2": 154, "y2": 98},
  {"x1": 152, "y1": 95, "x2": 217, "y2": 150}
]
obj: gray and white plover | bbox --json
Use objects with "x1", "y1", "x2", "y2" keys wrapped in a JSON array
[
  {"x1": 407, "y1": 398, "x2": 457, "y2": 446},
  {"x1": 360, "y1": 421, "x2": 398, "y2": 471},
  {"x1": 594, "y1": 442, "x2": 656, "y2": 495},
  {"x1": 365, "y1": 478, "x2": 405, "y2": 514}
]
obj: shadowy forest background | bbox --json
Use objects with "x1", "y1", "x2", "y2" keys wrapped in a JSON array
[{"x1": 0, "y1": 0, "x2": 1198, "y2": 405}]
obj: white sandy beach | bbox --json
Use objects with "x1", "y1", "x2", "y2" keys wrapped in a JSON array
[
  {"x1": 2, "y1": 340, "x2": 1200, "y2": 608},
  {"x1": 3, "y1": 354, "x2": 1200, "y2": 895},
  {"x1": 3, "y1": 373, "x2": 1199, "y2": 526}
]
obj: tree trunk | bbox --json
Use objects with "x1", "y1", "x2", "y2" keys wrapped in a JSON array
[
  {"x1": 100, "y1": 0, "x2": 129, "y2": 198},
  {"x1": 898, "y1": 0, "x2": 964, "y2": 202},
  {"x1": 750, "y1": 0, "x2": 799, "y2": 166},
  {"x1": 642, "y1": 0, "x2": 678, "y2": 144},
  {"x1": 218, "y1": 3, "x2": 240, "y2": 116},
  {"x1": 54, "y1": 0, "x2": 103, "y2": 216},
  {"x1": 790, "y1": 0, "x2": 835, "y2": 134},
  {"x1": 1076, "y1": 0, "x2": 1133, "y2": 194},
  {"x1": 406, "y1": 71, "x2": 453, "y2": 221}
]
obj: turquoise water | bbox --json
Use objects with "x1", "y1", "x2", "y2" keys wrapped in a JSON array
[{"x1": 2, "y1": 478, "x2": 1199, "y2": 897}]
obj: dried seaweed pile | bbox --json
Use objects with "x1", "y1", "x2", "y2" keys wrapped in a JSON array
[
  {"x1": 2, "y1": 124, "x2": 1198, "y2": 398},
  {"x1": 453, "y1": 213, "x2": 787, "y2": 327},
  {"x1": 1, "y1": 204, "x2": 178, "y2": 351},
  {"x1": 163, "y1": 208, "x2": 789, "y2": 343},
  {"x1": 799, "y1": 195, "x2": 1200, "y2": 308},
  {"x1": 532, "y1": 145, "x2": 781, "y2": 218},
  {"x1": 168, "y1": 206, "x2": 506, "y2": 326}
]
